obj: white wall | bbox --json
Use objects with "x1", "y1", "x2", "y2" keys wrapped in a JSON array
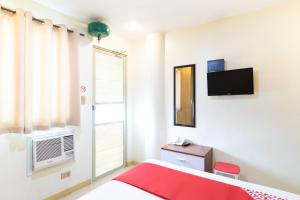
[
  {"x1": 127, "y1": 38, "x2": 147, "y2": 161},
  {"x1": 128, "y1": 33, "x2": 166, "y2": 161},
  {"x1": 165, "y1": 0, "x2": 300, "y2": 194},
  {"x1": 2, "y1": 0, "x2": 300, "y2": 197},
  {"x1": 144, "y1": 33, "x2": 166, "y2": 159},
  {"x1": 0, "y1": 34, "x2": 93, "y2": 200},
  {"x1": 2, "y1": 0, "x2": 87, "y2": 32},
  {"x1": 0, "y1": 0, "x2": 133, "y2": 199}
]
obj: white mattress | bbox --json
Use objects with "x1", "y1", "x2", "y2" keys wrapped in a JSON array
[{"x1": 78, "y1": 159, "x2": 300, "y2": 200}]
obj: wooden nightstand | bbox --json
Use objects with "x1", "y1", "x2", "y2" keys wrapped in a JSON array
[{"x1": 161, "y1": 144, "x2": 213, "y2": 172}]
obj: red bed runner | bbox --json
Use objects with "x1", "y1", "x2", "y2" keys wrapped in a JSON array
[{"x1": 114, "y1": 163, "x2": 254, "y2": 200}]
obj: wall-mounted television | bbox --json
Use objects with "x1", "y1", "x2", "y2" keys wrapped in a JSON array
[{"x1": 207, "y1": 68, "x2": 254, "y2": 96}]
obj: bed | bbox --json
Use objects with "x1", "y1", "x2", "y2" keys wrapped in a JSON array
[{"x1": 78, "y1": 159, "x2": 300, "y2": 200}]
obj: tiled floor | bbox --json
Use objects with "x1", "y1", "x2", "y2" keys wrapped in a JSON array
[{"x1": 62, "y1": 166, "x2": 133, "y2": 200}]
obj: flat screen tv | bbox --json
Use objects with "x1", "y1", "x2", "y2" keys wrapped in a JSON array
[{"x1": 207, "y1": 68, "x2": 254, "y2": 96}]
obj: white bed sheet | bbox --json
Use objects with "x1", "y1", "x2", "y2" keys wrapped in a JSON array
[{"x1": 78, "y1": 159, "x2": 300, "y2": 200}]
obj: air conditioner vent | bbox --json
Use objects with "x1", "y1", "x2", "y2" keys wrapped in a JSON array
[
  {"x1": 36, "y1": 138, "x2": 62, "y2": 162},
  {"x1": 64, "y1": 135, "x2": 74, "y2": 152},
  {"x1": 30, "y1": 131, "x2": 75, "y2": 172}
]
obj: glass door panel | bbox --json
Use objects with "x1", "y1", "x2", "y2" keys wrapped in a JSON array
[
  {"x1": 94, "y1": 122, "x2": 124, "y2": 177},
  {"x1": 93, "y1": 47, "x2": 126, "y2": 179}
]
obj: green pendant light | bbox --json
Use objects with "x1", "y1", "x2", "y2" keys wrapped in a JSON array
[{"x1": 88, "y1": 21, "x2": 110, "y2": 42}]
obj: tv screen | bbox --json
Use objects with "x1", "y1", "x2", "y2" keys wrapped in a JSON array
[{"x1": 207, "y1": 68, "x2": 254, "y2": 96}]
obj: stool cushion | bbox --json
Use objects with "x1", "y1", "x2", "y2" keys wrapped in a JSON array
[{"x1": 214, "y1": 162, "x2": 240, "y2": 174}]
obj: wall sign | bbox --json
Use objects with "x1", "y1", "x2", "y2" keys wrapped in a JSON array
[
  {"x1": 207, "y1": 59, "x2": 225, "y2": 72},
  {"x1": 80, "y1": 85, "x2": 86, "y2": 93}
]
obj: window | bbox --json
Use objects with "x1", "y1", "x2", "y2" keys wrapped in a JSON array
[{"x1": 0, "y1": 8, "x2": 80, "y2": 134}]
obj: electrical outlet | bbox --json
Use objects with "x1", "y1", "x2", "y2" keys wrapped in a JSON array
[{"x1": 61, "y1": 171, "x2": 71, "y2": 179}]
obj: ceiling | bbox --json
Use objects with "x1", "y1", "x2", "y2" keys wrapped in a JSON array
[{"x1": 33, "y1": 0, "x2": 287, "y2": 40}]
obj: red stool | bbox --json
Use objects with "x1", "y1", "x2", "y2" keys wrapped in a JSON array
[{"x1": 214, "y1": 162, "x2": 240, "y2": 179}]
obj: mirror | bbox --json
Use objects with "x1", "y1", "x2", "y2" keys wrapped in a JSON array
[{"x1": 174, "y1": 64, "x2": 195, "y2": 127}]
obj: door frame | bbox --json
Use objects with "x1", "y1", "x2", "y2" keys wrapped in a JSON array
[{"x1": 92, "y1": 46, "x2": 127, "y2": 181}]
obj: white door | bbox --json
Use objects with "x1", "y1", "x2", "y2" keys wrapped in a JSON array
[{"x1": 93, "y1": 47, "x2": 126, "y2": 179}]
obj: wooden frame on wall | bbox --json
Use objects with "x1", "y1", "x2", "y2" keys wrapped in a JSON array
[{"x1": 173, "y1": 64, "x2": 196, "y2": 128}]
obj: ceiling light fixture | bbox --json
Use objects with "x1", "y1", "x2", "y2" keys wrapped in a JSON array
[
  {"x1": 128, "y1": 20, "x2": 141, "y2": 31},
  {"x1": 88, "y1": 21, "x2": 110, "y2": 42}
]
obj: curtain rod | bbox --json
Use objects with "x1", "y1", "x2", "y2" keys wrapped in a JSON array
[{"x1": 1, "y1": 6, "x2": 85, "y2": 37}]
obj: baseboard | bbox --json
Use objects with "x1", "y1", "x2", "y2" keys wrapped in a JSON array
[
  {"x1": 44, "y1": 179, "x2": 91, "y2": 200},
  {"x1": 126, "y1": 160, "x2": 139, "y2": 166}
]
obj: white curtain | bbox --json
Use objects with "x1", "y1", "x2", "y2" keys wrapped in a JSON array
[{"x1": 0, "y1": 7, "x2": 80, "y2": 134}]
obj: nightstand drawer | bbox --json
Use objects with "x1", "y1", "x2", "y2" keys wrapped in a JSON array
[{"x1": 161, "y1": 149, "x2": 204, "y2": 171}]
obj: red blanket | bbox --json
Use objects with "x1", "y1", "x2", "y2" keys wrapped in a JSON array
[{"x1": 114, "y1": 163, "x2": 254, "y2": 200}]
